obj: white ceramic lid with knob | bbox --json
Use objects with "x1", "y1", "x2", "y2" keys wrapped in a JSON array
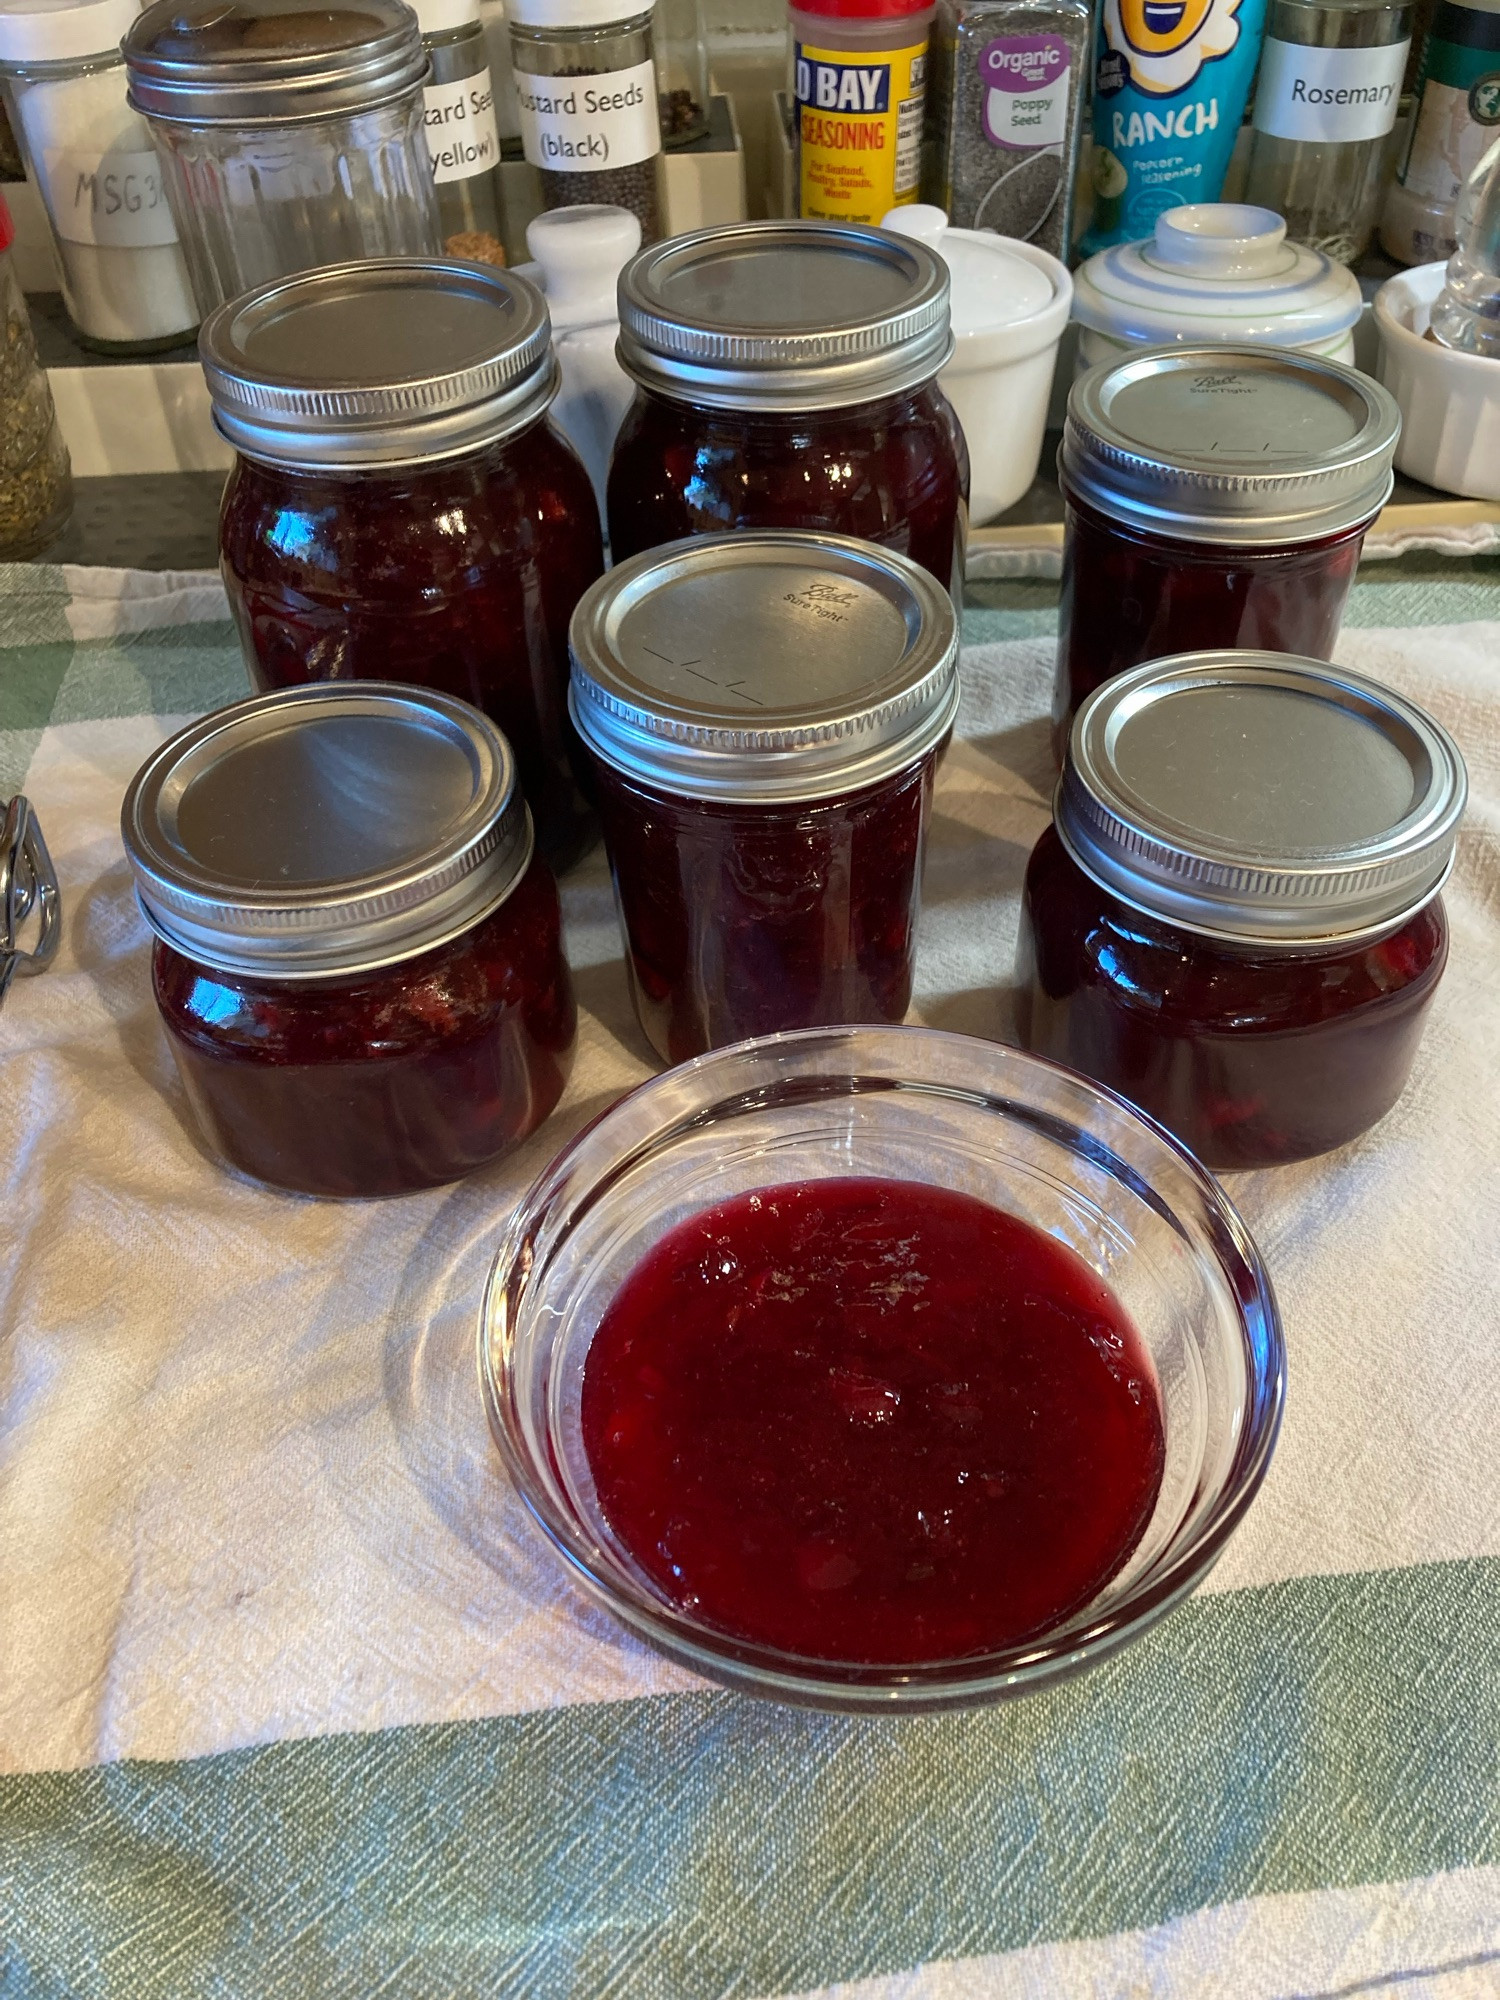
[
  {"x1": 880, "y1": 203, "x2": 1072, "y2": 526},
  {"x1": 1072, "y1": 204, "x2": 1363, "y2": 364}
]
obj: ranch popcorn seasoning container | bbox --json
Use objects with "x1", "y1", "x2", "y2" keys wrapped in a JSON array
[
  {"x1": 792, "y1": 0, "x2": 934, "y2": 222},
  {"x1": 1081, "y1": 0, "x2": 1268, "y2": 248},
  {"x1": 924, "y1": 0, "x2": 1092, "y2": 255}
]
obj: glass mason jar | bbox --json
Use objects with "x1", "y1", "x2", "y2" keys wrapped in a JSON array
[
  {"x1": 655, "y1": 0, "x2": 708, "y2": 145},
  {"x1": 1017, "y1": 653, "x2": 1467, "y2": 1168},
  {"x1": 569, "y1": 531, "x2": 959, "y2": 1064},
  {"x1": 508, "y1": 0, "x2": 663, "y2": 240},
  {"x1": 122, "y1": 684, "x2": 578, "y2": 1199},
  {"x1": 413, "y1": 0, "x2": 507, "y2": 262},
  {"x1": 1053, "y1": 345, "x2": 1401, "y2": 758},
  {"x1": 1243, "y1": 0, "x2": 1413, "y2": 265},
  {"x1": 608, "y1": 221, "x2": 968, "y2": 595},
  {"x1": 0, "y1": 0, "x2": 198, "y2": 351},
  {"x1": 122, "y1": 0, "x2": 442, "y2": 316},
  {"x1": 0, "y1": 192, "x2": 71, "y2": 556},
  {"x1": 203, "y1": 257, "x2": 605, "y2": 872}
]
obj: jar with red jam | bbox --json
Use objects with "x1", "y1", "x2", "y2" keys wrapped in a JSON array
[
  {"x1": 1053, "y1": 346, "x2": 1401, "y2": 758},
  {"x1": 121, "y1": 683, "x2": 577, "y2": 1198},
  {"x1": 606, "y1": 222, "x2": 969, "y2": 594},
  {"x1": 203, "y1": 257, "x2": 605, "y2": 872},
  {"x1": 1018, "y1": 652, "x2": 1467, "y2": 1168},
  {"x1": 569, "y1": 531, "x2": 959, "y2": 1064}
]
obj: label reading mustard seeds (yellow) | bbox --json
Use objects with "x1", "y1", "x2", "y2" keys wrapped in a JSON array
[{"x1": 795, "y1": 39, "x2": 928, "y2": 223}]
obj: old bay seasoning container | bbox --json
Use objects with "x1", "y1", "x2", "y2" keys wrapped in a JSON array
[{"x1": 792, "y1": 0, "x2": 933, "y2": 222}]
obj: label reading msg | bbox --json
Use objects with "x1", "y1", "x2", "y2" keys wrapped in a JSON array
[
  {"x1": 424, "y1": 71, "x2": 501, "y2": 184},
  {"x1": 40, "y1": 148, "x2": 179, "y2": 248},
  {"x1": 516, "y1": 58, "x2": 660, "y2": 172},
  {"x1": 1252, "y1": 37, "x2": 1409, "y2": 143}
]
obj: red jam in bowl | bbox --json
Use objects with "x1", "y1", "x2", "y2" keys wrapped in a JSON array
[
  {"x1": 1019, "y1": 655, "x2": 1466, "y2": 1169},
  {"x1": 122, "y1": 684, "x2": 577, "y2": 1198},
  {"x1": 608, "y1": 223, "x2": 967, "y2": 593},
  {"x1": 581, "y1": 1178, "x2": 1165, "y2": 1663},
  {"x1": 1053, "y1": 346, "x2": 1399, "y2": 754},
  {"x1": 201, "y1": 259, "x2": 605, "y2": 871},
  {"x1": 570, "y1": 532, "x2": 959, "y2": 1065}
]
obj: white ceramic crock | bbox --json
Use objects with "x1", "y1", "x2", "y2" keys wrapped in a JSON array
[
  {"x1": 1072, "y1": 204, "x2": 1363, "y2": 374},
  {"x1": 882, "y1": 203, "x2": 1072, "y2": 526}
]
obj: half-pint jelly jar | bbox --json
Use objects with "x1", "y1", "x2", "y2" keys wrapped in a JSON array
[
  {"x1": 121, "y1": 683, "x2": 578, "y2": 1198},
  {"x1": 1018, "y1": 652, "x2": 1467, "y2": 1168},
  {"x1": 569, "y1": 531, "x2": 960, "y2": 1063},
  {"x1": 606, "y1": 222, "x2": 969, "y2": 593},
  {"x1": 1054, "y1": 345, "x2": 1401, "y2": 756},
  {"x1": 205, "y1": 256, "x2": 605, "y2": 871}
]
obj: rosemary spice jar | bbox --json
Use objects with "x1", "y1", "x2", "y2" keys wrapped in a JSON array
[
  {"x1": 1244, "y1": 0, "x2": 1412, "y2": 264},
  {"x1": 414, "y1": 0, "x2": 506, "y2": 263},
  {"x1": 923, "y1": 0, "x2": 1092, "y2": 260},
  {"x1": 0, "y1": 192, "x2": 71, "y2": 556},
  {"x1": 508, "y1": 0, "x2": 662, "y2": 241}
]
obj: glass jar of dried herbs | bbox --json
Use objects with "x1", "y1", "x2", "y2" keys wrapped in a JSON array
[{"x1": 0, "y1": 192, "x2": 71, "y2": 560}]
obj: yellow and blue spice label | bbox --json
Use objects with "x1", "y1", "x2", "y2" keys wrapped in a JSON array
[{"x1": 795, "y1": 39, "x2": 928, "y2": 222}]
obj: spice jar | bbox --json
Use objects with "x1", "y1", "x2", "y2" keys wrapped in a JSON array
[
  {"x1": 570, "y1": 530, "x2": 959, "y2": 1064},
  {"x1": 1243, "y1": 0, "x2": 1412, "y2": 265},
  {"x1": 507, "y1": 0, "x2": 663, "y2": 241},
  {"x1": 204, "y1": 256, "x2": 604, "y2": 871},
  {"x1": 1381, "y1": 0, "x2": 1500, "y2": 263},
  {"x1": 0, "y1": 0, "x2": 198, "y2": 351},
  {"x1": 655, "y1": 0, "x2": 708, "y2": 144},
  {"x1": 1018, "y1": 653, "x2": 1466, "y2": 1168},
  {"x1": 0, "y1": 192, "x2": 70, "y2": 556},
  {"x1": 413, "y1": 0, "x2": 506, "y2": 262},
  {"x1": 122, "y1": 0, "x2": 442, "y2": 317},
  {"x1": 922, "y1": 0, "x2": 1092, "y2": 260},
  {"x1": 607, "y1": 221, "x2": 967, "y2": 593},
  {"x1": 1053, "y1": 344, "x2": 1401, "y2": 755},
  {"x1": 792, "y1": 0, "x2": 932, "y2": 222},
  {"x1": 122, "y1": 684, "x2": 577, "y2": 1198}
]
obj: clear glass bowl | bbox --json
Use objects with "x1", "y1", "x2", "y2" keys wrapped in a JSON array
[{"x1": 479, "y1": 1025, "x2": 1285, "y2": 1713}]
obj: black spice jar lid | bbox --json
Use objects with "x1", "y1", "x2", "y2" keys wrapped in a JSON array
[
  {"x1": 616, "y1": 220, "x2": 953, "y2": 411},
  {"x1": 199, "y1": 257, "x2": 558, "y2": 467},
  {"x1": 1058, "y1": 652, "x2": 1467, "y2": 944},
  {"x1": 121, "y1": 682, "x2": 533, "y2": 978},
  {"x1": 1062, "y1": 345, "x2": 1402, "y2": 545},
  {"x1": 124, "y1": 0, "x2": 430, "y2": 124},
  {"x1": 569, "y1": 531, "x2": 959, "y2": 802}
]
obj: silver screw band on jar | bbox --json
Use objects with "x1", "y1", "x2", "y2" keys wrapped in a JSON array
[
  {"x1": 122, "y1": 0, "x2": 432, "y2": 125},
  {"x1": 615, "y1": 221, "x2": 955, "y2": 412},
  {"x1": 121, "y1": 683, "x2": 535, "y2": 979},
  {"x1": 1062, "y1": 344, "x2": 1402, "y2": 545},
  {"x1": 198, "y1": 257, "x2": 561, "y2": 467},
  {"x1": 569, "y1": 531, "x2": 960, "y2": 802},
  {"x1": 1057, "y1": 652, "x2": 1467, "y2": 945}
]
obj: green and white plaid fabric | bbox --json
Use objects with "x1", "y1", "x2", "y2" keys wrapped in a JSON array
[{"x1": 1, "y1": 557, "x2": 1497, "y2": 2000}]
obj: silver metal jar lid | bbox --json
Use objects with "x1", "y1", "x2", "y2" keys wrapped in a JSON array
[
  {"x1": 121, "y1": 682, "x2": 534, "y2": 979},
  {"x1": 615, "y1": 221, "x2": 953, "y2": 412},
  {"x1": 569, "y1": 531, "x2": 959, "y2": 803},
  {"x1": 1057, "y1": 652, "x2": 1467, "y2": 944},
  {"x1": 124, "y1": 0, "x2": 430, "y2": 125},
  {"x1": 1062, "y1": 345, "x2": 1401, "y2": 545},
  {"x1": 198, "y1": 258, "x2": 558, "y2": 467}
]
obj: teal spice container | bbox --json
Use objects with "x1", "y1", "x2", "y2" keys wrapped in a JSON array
[{"x1": 1080, "y1": 0, "x2": 1269, "y2": 248}]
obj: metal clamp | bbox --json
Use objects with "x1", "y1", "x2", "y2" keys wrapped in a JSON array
[{"x1": 1, "y1": 795, "x2": 61, "y2": 1010}]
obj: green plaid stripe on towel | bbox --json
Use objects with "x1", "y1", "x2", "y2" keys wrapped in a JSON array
[{"x1": 1, "y1": 556, "x2": 1497, "y2": 1999}]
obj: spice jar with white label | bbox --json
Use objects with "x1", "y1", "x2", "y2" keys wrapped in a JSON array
[
  {"x1": 507, "y1": 0, "x2": 662, "y2": 241},
  {"x1": 1244, "y1": 0, "x2": 1412, "y2": 264},
  {"x1": 0, "y1": 0, "x2": 198, "y2": 351},
  {"x1": 414, "y1": 0, "x2": 506, "y2": 263}
]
